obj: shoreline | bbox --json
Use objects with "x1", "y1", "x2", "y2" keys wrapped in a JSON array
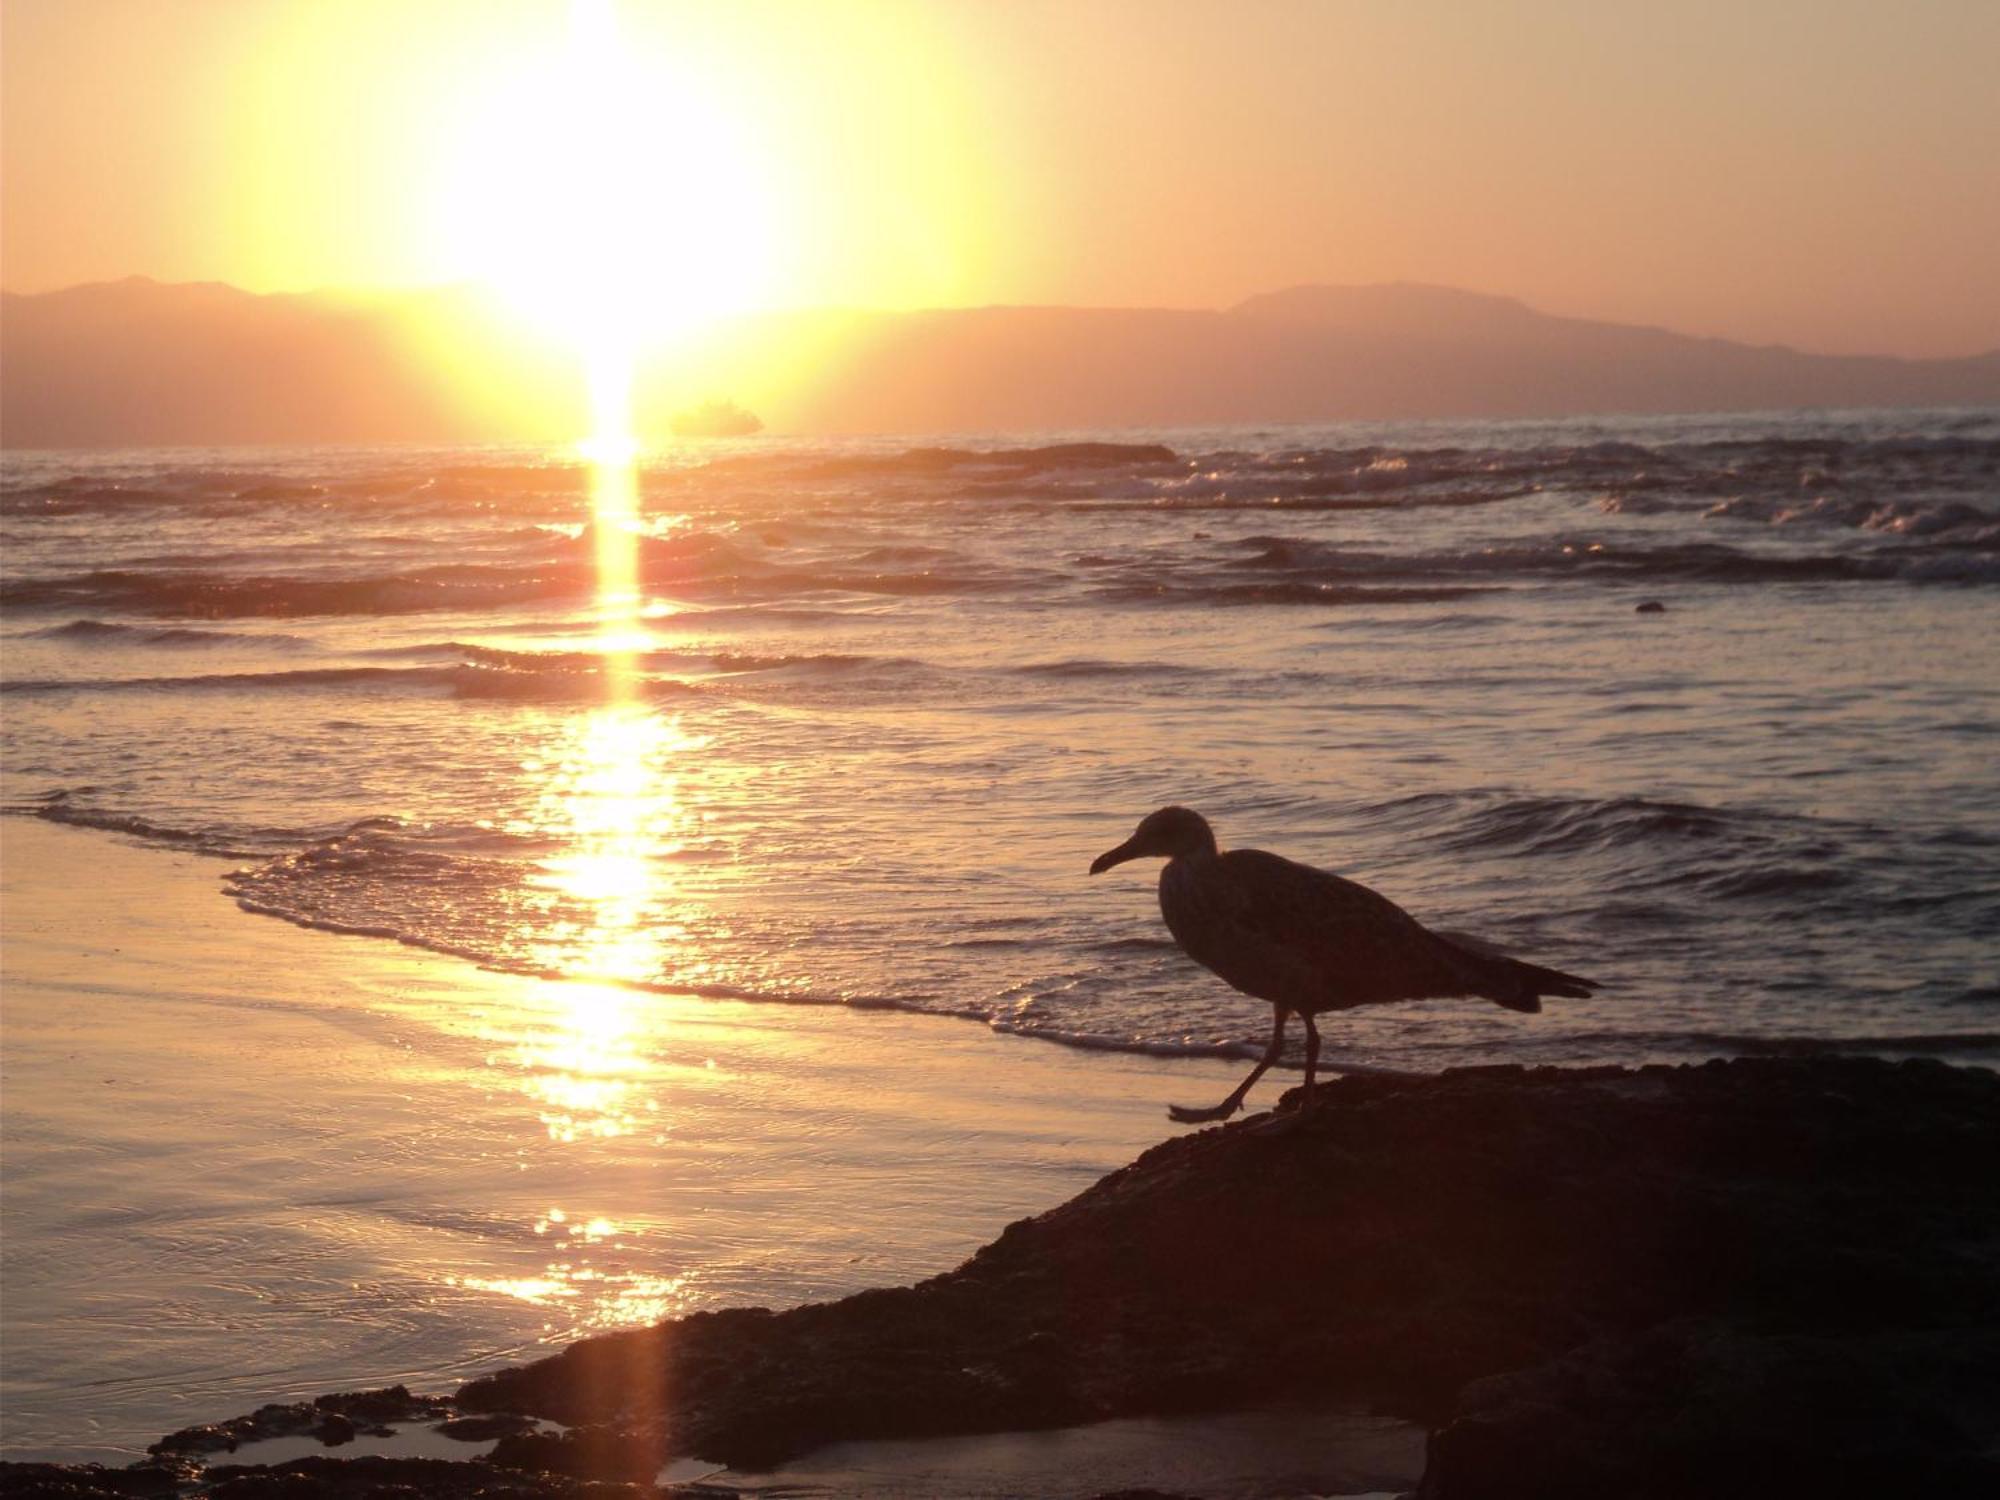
[
  {"x1": 5, "y1": 819, "x2": 1997, "y2": 1492},
  {"x1": 413, "y1": 1053, "x2": 2000, "y2": 1496},
  {"x1": 0, "y1": 817, "x2": 1249, "y2": 1464},
  {"x1": 14, "y1": 803, "x2": 1360, "y2": 1075},
  {"x1": 19, "y1": 804, "x2": 1990, "y2": 1078},
  {"x1": 8, "y1": 1052, "x2": 1993, "y2": 1497}
]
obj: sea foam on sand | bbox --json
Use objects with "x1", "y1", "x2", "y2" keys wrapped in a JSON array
[{"x1": 0, "y1": 818, "x2": 1251, "y2": 1464}]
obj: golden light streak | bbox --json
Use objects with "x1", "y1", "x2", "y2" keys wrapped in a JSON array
[
  {"x1": 567, "y1": 0, "x2": 646, "y2": 690},
  {"x1": 506, "y1": 3, "x2": 677, "y2": 1145},
  {"x1": 518, "y1": 711, "x2": 707, "y2": 1141},
  {"x1": 447, "y1": 2, "x2": 762, "y2": 1351},
  {"x1": 585, "y1": 449, "x2": 643, "y2": 688}
]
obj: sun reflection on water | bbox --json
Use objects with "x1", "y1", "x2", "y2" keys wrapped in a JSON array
[
  {"x1": 532, "y1": 709, "x2": 704, "y2": 981},
  {"x1": 442, "y1": 0, "x2": 746, "y2": 1347},
  {"x1": 505, "y1": 704, "x2": 697, "y2": 1144},
  {"x1": 461, "y1": 439, "x2": 705, "y2": 1328},
  {"x1": 451, "y1": 1206, "x2": 692, "y2": 1332}
]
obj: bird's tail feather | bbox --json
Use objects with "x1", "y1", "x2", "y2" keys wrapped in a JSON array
[
  {"x1": 1486, "y1": 955, "x2": 1598, "y2": 1011},
  {"x1": 1435, "y1": 932, "x2": 1599, "y2": 1012}
]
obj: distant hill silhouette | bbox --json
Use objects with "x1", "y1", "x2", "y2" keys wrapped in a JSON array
[
  {"x1": 4, "y1": 277, "x2": 1994, "y2": 448},
  {"x1": 0, "y1": 277, "x2": 575, "y2": 448}
]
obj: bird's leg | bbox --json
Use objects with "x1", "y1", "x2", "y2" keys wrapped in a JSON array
[
  {"x1": 1168, "y1": 1007, "x2": 1287, "y2": 1124},
  {"x1": 1247, "y1": 1013, "x2": 1328, "y2": 1135},
  {"x1": 1297, "y1": 1011, "x2": 1321, "y2": 1113}
]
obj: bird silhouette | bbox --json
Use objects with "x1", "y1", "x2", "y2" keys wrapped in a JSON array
[{"x1": 1090, "y1": 806, "x2": 1598, "y2": 1123}]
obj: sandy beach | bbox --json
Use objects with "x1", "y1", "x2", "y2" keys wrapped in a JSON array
[
  {"x1": 7, "y1": 6, "x2": 1997, "y2": 1490},
  {"x1": 0, "y1": 817, "x2": 1251, "y2": 1464}
]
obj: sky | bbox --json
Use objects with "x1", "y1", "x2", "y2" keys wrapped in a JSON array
[{"x1": 4, "y1": 0, "x2": 1998, "y2": 357}]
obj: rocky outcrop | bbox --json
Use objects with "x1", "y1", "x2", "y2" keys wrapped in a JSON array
[
  {"x1": 145, "y1": 1387, "x2": 452, "y2": 1460},
  {"x1": 1418, "y1": 1319, "x2": 2000, "y2": 1499},
  {"x1": 0, "y1": 1456, "x2": 654, "y2": 1499},
  {"x1": 453, "y1": 1057, "x2": 1999, "y2": 1479},
  {"x1": 6, "y1": 1058, "x2": 1995, "y2": 1497}
]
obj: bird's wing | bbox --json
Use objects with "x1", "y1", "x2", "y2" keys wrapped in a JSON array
[{"x1": 1181, "y1": 849, "x2": 1483, "y2": 1007}]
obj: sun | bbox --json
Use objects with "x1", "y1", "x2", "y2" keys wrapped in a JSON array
[{"x1": 436, "y1": 0, "x2": 778, "y2": 372}]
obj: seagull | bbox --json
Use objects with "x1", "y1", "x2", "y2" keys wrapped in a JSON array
[{"x1": 1090, "y1": 806, "x2": 1598, "y2": 1124}]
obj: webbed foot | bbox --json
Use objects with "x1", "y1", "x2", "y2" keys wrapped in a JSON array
[{"x1": 1166, "y1": 1099, "x2": 1241, "y2": 1124}]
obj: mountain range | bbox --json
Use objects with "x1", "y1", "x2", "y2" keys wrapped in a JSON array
[{"x1": 4, "y1": 277, "x2": 1995, "y2": 448}]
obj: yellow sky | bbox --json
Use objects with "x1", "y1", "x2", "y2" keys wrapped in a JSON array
[{"x1": 4, "y1": 0, "x2": 1997, "y2": 357}]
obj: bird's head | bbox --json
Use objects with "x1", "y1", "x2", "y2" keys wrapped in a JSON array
[{"x1": 1089, "y1": 806, "x2": 1218, "y2": 874}]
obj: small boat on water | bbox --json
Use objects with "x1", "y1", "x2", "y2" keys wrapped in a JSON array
[{"x1": 669, "y1": 399, "x2": 763, "y2": 438}]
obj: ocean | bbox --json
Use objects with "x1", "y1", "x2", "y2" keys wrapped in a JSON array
[
  {"x1": 3, "y1": 407, "x2": 1998, "y2": 1458},
  {"x1": 7, "y1": 409, "x2": 1996, "y2": 1069}
]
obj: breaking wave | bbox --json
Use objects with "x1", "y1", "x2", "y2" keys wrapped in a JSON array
[
  {"x1": 24, "y1": 618, "x2": 310, "y2": 647},
  {"x1": 1, "y1": 665, "x2": 459, "y2": 696},
  {"x1": 5, "y1": 410, "x2": 1996, "y2": 1077}
]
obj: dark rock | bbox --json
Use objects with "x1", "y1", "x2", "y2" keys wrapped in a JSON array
[
  {"x1": 310, "y1": 1414, "x2": 356, "y2": 1447},
  {"x1": 2, "y1": 1456, "x2": 648, "y2": 1500},
  {"x1": 455, "y1": 1058, "x2": 2000, "y2": 1472},
  {"x1": 0, "y1": 1463, "x2": 177, "y2": 1498},
  {"x1": 145, "y1": 1421, "x2": 241, "y2": 1457},
  {"x1": 310, "y1": 1387, "x2": 450, "y2": 1425},
  {"x1": 148, "y1": 1402, "x2": 318, "y2": 1457},
  {"x1": 127, "y1": 1459, "x2": 198, "y2": 1487},
  {"x1": 204, "y1": 1455, "x2": 648, "y2": 1497},
  {"x1": 143, "y1": 1388, "x2": 448, "y2": 1468},
  {"x1": 1635, "y1": 599, "x2": 1666, "y2": 613},
  {"x1": 205, "y1": 1475, "x2": 325, "y2": 1499},
  {"x1": 1419, "y1": 1320, "x2": 2000, "y2": 1499},
  {"x1": 487, "y1": 1426, "x2": 671, "y2": 1482}
]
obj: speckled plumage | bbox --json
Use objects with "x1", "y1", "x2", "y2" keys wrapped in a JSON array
[
  {"x1": 1160, "y1": 847, "x2": 1515, "y2": 1012},
  {"x1": 1091, "y1": 806, "x2": 1598, "y2": 1123}
]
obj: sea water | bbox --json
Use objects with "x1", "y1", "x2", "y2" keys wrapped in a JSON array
[
  {"x1": 7, "y1": 409, "x2": 1995, "y2": 1067},
  {"x1": 3, "y1": 408, "x2": 1997, "y2": 1457}
]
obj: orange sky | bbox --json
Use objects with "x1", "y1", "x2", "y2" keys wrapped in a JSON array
[{"x1": 4, "y1": 0, "x2": 1997, "y2": 357}]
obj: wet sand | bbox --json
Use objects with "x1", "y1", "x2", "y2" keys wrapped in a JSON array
[
  {"x1": 10, "y1": 819, "x2": 1995, "y2": 1496},
  {"x1": 0, "y1": 817, "x2": 1249, "y2": 1463}
]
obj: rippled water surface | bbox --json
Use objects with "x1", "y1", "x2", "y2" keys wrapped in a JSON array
[{"x1": 6, "y1": 410, "x2": 1998, "y2": 1070}]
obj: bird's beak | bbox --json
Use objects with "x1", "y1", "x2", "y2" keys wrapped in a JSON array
[{"x1": 1089, "y1": 838, "x2": 1141, "y2": 875}]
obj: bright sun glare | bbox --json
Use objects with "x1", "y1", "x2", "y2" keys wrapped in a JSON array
[{"x1": 444, "y1": 0, "x2": 776, "y2": 381}]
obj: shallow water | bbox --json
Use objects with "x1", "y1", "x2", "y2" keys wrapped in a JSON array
[
  {"x1": 1, "y1": 821, "x2": 1243, "y2": 1460},
  {"x1": 5, "y1": 411, "x2": 1996, "y2": 1072}
]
